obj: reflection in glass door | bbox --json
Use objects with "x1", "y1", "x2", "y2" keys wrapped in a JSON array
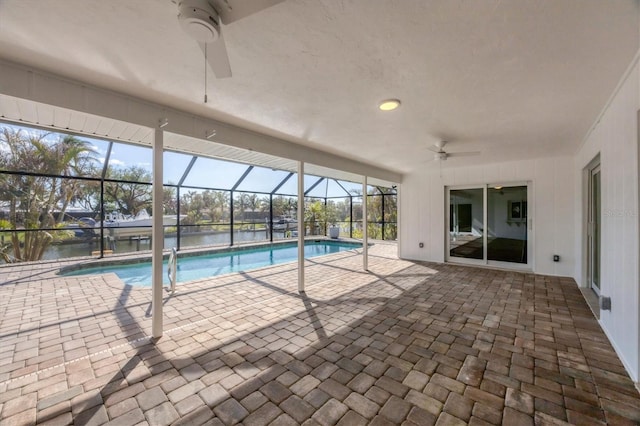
[
  {"x1": 588, "y1": 165, "x2": 601, "y2": 294},
  {"x1": 449, "y1": 189, "x2": 484, "y2": 260},
  {"x1": 487, "y1": 186, "x2": 528, "y2": 264},
  {"x1": 448, "y1": 184, "x2": 530, "y2": 267}
]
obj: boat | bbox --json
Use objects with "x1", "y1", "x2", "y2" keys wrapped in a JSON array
[
  {"x1": 77, "y1": 210, "x2": 184, "y2": 238},
  {"x1": 270, "y1": 216, "x2": 297, "y2": 231}
]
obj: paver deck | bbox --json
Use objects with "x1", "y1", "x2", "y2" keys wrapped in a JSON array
[{"x1": 0, "y1": 242, "x2": 639, "y2": 425}]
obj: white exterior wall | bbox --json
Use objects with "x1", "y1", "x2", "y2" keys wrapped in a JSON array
[
  {"x1": 399, "y1": 57, "x2": 640, "y2": 383},
  {"x1": 575, "y1": 60, "x2": 639, "y2": 382},
  {"x1": 399, "y1": 156, "x2": 575, "y2": 278}
]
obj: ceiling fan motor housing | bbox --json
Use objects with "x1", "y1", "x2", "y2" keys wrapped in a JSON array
[
  {"x1": 178, "y1": 0, "x2": 221, "y2": 43},
  {"x1": 435, "y1": 152, "x2": 447, "y2": 161}
]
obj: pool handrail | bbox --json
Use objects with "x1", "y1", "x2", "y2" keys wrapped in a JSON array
[{"x1": 167, "y1": 247, "x2": 177, "y2": 294}]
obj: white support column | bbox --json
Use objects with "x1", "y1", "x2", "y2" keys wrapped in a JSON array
[
  {"x1": 396, "y1": 184, "x2": 401, "y2": 258},
  {"x1": 152, "y1": 126, "x2": 164, "y2": 338},
  {"x1": 297, "y1": 162, "x2": 305, "y2": 292},
  {"x1": 363, "y1": 176, "x2": 368, "y2": 271}
]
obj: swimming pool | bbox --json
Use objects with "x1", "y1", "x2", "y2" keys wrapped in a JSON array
[{"x1": 62, "y1": 240, "x2": 361, "y2": 286}]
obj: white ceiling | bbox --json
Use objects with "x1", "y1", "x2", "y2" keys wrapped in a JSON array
[{"x1": 0, "y1": 0, "x2": 637, "y2": 174}]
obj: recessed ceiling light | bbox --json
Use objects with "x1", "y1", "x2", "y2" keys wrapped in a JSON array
[{"x1": 379, "y1": 99, "x2": 401, "y2": 111}]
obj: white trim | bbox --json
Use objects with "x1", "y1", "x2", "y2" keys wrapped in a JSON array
[
  {"x1": 589, "y1": 163, "x2": 602, "y2": 295},
  {"x1": 446, "y1": 182, "x2": 532, "y2": 270},
  {"x1": 599, "y1": 319, "x2": 639, "y2": 382},
  {"x1": 577, "y1": 48, "x2": 640, "y2": 154},
  {"x1": 637, "y1": 108, "x2": 640, "y2": 388},
  {"x1": 482, "y1": 185, "x2": 488, "y2": 263},
  {"x1": 582, "y1": 155, "x2": 601, "y2": 292}
]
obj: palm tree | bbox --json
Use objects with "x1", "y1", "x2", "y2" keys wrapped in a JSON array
[
  {"x1": 259, "y1": 196, "x2": 270, "y2": 213},
  {"x1": 234, "y1": 193, "x2": 251, "y2": 224},
  {"x1": 212, "y1": 191, "x2": 229, "y2": 222},
  {"x1": 246, "y1": 193, "x2": 261, "y2": 213},
  {"x1": 31, "y1": 134, "x2": 97, "y2": 223},
  {"x1": 305, "y1": 200, "x2": 325, "y2": 235},
  {"x1": 0, "y1": 127, "x2": 97, "y2": 261},
  {"x1": 244, "y1": 193, "x2": 265, "y2": 230}
]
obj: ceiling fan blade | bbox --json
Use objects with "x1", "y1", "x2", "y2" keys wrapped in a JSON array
[
  {"x1": 199, "y1": 38, "x2": 232, "y2": 79},
  {"x1": 426, "y1": 146, "x2": 443, "y2": 153},
  {"x1": 211, "y1": 0, "x2": 284, "y2": 24},
  {"x1": 447, "y1": 151, "x2": 481, "y2": 158}
]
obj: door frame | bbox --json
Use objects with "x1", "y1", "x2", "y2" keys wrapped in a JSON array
[
  {"x1": 446, "y1": 182, "x2": 533, "y2": 270},
  {"x1": 585, "y1": 158, "x2": 601, "y2": 295}
]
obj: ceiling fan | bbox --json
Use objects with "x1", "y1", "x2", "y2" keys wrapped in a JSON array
[
  {"x1": 173, "y1": 0, "x2": 284, "y2": 79},
  {"x1": 428, "y1": 141, "x2": 480, "y2": 161}
]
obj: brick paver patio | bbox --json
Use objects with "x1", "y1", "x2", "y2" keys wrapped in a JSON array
[{"x1": 1, "y1": 242, "x2": 639, "y2": 425}]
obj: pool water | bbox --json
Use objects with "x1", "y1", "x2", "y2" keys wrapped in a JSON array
[{"x1": 63, "y1": 241, "x2": 361, "y2": 286}]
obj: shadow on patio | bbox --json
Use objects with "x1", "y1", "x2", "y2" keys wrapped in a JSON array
[{"x1": 1, "y1": 246, "x2": 639, "y2": 425}]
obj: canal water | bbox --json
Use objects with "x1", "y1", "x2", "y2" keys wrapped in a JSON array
[{"x1": 41, "y1": 230, "x2": 291, "y2": 260}]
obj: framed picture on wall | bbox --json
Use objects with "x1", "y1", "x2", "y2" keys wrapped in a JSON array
[{"x1": 508, "y1": 200, "x2": 526, "y2": 222}]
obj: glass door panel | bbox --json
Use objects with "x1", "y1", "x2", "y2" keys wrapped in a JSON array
[
  {"x1": 487, "y1": 186, "x2": 528, "y2": 264},
  {"x1": 449, "y1": 188, "x2": 484, "y2": 260}
]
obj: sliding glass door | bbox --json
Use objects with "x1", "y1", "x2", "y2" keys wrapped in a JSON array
[
  {"x1": 487, "y1": 185, "x2": 528, "y2": 264},
  {"x1": 447, "y1": 183, "x2": 531, "y2": 268},
  {"x1": 449, "y1": 188, "x2": 485, "y2": 262}
]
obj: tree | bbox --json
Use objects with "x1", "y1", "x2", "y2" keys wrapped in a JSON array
[
  {"x1": 234, "y1": 193, "x2": 250, "y2": 223},
  {"x1": 272, "y1": 196, "x2": 297, "y2": 218},
  {"x1": 304, "y1": 199, "x2": 325, "y2": 235},
  {"x1": 325, "y1": 200, "x2": 338, "y2": 225},
  {"x1": 181, "y1": 190, "x2": 205, "y2": 224},
  {"x1": 367, "y1": 190, "x2": 383, "y2": 239},
  {"x1": 104, "y1": 166, "x2": 152, "y2": 216},
  {"x1": 259, "y1": 196, "x2": 270, "y2": 213},
  {"x1": 163, "y1": 186, "x2": 177, "y2": 215},
  {"x1": 198, "y1": 189, "x2": 229, "y2": 222},
  {"x1": 71, "y1": 175, "x2": 102, "y2": 213},
  {"x1": 383, "y1": 192, "x2": 398, "y2": 240},
  {"x1": 246, "y1": 193, "x2": 262, "y2": 214},
  {"x1": 32, "y1": 134, "x2": 97, "y2": 222},
  {"x1": 211, "y1": 191, "x2": 229, "y2": 222},
  {"x1": 0, "y1": 127, "x2": 97, "y2": 261}
]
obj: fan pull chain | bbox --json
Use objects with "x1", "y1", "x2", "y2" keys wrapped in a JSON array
[{"x1": 204, "y1": 45, "x2": 208, "y2": 103}]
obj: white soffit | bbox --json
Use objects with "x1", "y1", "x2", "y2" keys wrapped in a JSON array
[
  {"x1": 164, "y1": 131, "x2": 297, "y2": 171},
  {"x1": 0, "y1": 94, "x2": 153, "y2": 144},
  {"x1": 0, "y1": 94, "x2": 395, "y2": 186}
]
